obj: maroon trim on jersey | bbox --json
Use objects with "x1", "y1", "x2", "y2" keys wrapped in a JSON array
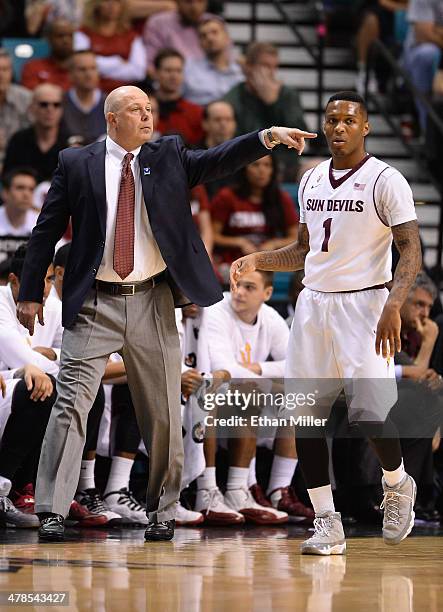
[
  {"x1": 328, "y1": 154, "x2": 372, "y2": 189},
  {"x1": 372, "y1": 166, "x2": 390, "y2": 227}
]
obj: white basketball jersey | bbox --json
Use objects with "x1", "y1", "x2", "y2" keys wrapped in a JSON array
[{"x1": 299, "y1": 155, "x2": 417, "y2": 292}]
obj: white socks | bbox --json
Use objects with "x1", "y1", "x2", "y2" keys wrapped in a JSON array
[
  {"x1": 104, "y1": 456, "x2": 134, "y2": 496},
  {"x1": 0, "y1": 476, "x2": 11, "y2": 496},
  {"x1": 307, "y1": 484, "x2": 335, "y2": 515},
  {"x1": 383, "y1": 459, "x2": 406, "y2": 488},
  {"x1": 267, "y1": 455, "x2": 298, "y2": 495},
  {"x1": 247, "y1": 457, "x2": 257, "y2": 488},
  {"x1": 78, "y1": 459, "x2": 96, "y2": 492},
  {"x1": 198, "y1": 465, "x2": 252, "y2": 491},
  {"x1": 226, "y1": 466, "x2": 249, "y2": 491},
  {"x1": 197, "y1": 466, "x2": 217, "y2": 491}
]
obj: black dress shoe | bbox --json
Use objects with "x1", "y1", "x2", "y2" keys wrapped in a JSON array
[
  {"x1": 38, "y1": 513, "x2": 65, "y2": 541},
  {"x1": 144, "y1": 519, "x2": 175, "y2": 541}
]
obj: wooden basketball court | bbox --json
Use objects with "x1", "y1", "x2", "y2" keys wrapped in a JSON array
[{"x1": 0, "y1": 524, "x2": 441, "y2": 611}]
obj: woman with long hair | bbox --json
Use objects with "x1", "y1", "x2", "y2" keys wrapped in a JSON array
[
  {"x1": 74, "y1": 0, "x2": 147, "y2": 92},
  {"x1": 211, "y1": 155, "x2": 298, "y2": 280}
]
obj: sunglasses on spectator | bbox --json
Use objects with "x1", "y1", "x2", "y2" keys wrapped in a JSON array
[{"x1": 37, "y1": 101, "x2": 62, "y2": 108}]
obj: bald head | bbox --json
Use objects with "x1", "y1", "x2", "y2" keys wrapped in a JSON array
[
  {"x1": 203, "y1": 100, "x2": 236, "y2": 146},
  {"x1": 33, "y1": 83, "x2": 63, "y2": 103},
  {"x1": 31, "y1": 83, "x2": 63, "y2": 129},
  {"x1": 104, "y1": 86, "x2": 147, "y2": 115},
  {"x1": 105, "y1": 86, "x2": 153, "y2": 151}
]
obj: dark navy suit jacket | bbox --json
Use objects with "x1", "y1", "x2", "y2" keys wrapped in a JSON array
[{"x1": 18, "y1": 130, "x2": 270, "y2": 327}]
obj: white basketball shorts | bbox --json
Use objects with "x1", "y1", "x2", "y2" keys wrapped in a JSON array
[{"x1": 285, "y1": 287, "x2": 397, "y2": 422}]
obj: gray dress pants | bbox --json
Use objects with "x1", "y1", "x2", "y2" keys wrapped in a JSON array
[{"x1": 34, "y1": 280, "x2": 183, "y2": 522}]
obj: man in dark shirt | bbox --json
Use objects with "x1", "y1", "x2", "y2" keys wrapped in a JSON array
[
  {"x1": 198, "y1": 100, "x2": 239, "y2": 198},
  {"x1": 3, "y1": 84, "x2": 68, "y2": 182},
  {"x1": 224, "y1": 42, "x2": 308, "y2": 181},
  {"x1": 63, "y1": 50, "x2": 106, "y2": 144}
]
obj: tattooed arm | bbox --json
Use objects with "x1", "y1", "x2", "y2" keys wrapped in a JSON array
[
  {"x1": 230, "y1": 224, "x2": 310, "y2": 289},
  {"x1": 375, "y1": 220, "x2": 422, "y2": 358}
]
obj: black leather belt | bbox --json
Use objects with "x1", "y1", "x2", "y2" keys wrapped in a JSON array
[
  {"x1": 330, "y1": 283, "x2": 386, "y2": 294},
  {"x1": 95, "y1": 270, "x2": 167, "y2": 296}
]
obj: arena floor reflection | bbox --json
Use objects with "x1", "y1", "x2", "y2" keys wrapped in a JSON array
[{"x1": 0, "y1": 524, "x2": 441, "y2": 611}]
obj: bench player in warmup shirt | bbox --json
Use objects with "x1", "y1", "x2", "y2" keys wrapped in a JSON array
[
  {"x1": 196, "y1": 271, "x2": 314, "y2": 525},
  {"x1": 230, "y1": 91, "x2": 422, "y2": 555}
]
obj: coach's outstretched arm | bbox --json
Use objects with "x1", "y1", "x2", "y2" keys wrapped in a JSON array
[
  {"x1": 230, "y1": 223, "x2": 310, "y2": 290},
  {"x1": 183, "y1": 127, "x2": 316, "y2": 189},
  {"x1": 375, "y1": 219, "x2": 422, "y2": 359}
]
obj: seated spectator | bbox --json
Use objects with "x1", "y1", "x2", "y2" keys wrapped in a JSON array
[
  {"x1": 25, "y1": 0, "x2": 85, "y2": 36},
  {"x1": 21, "y1": 19, "x2": 74, "y2": 91},
  {"x1": 51, "y1": 242, "x2": 70, "y2": 301},
  {"x1": 355, "y1": 0, "x2": 408, "y2": 94},
  {"x1": 0, "y1": 50, "x2": 32, "y2": 172},
  {"x1": 0, "y1": 246, "x2": 61, "y2": 378},
  {"x1": 75, "y1": 0, "x2": 147, "y2": 93},
  {"x1": 63, "y1": 50, "x2": 106, "y2": 143},
  {"x1": 211, "y1": 155, "x2": 299, "y2": 282},
  {"x1": 0, "y1": 168, "x2": 38, "y2": 237},
  {"x1": 183, "y1": 16, "x2": 243, "y2": 106},
  {"x1": 199, "y1": 100, "x2": 238, "y2": 198},
  {"x1": 403, "y1": 0, "x2": 443, "y2": 130},
  {"x1": 3, "y1": 84, "x2": 68, "y2": 183},
  {"x1": 392, "y1": 272, "x2": 443, "y2": 521},
  {"x1": 196, "y1": 272, "x2": 313, "y2": 524},
  {"x1": 398, "y1": 271, "x2": 441, "y2": 376},
  {"x1": 224, "y1": 42, "x2": 308, "y2": 181},
  {"x1": 144, "y1": 0, "x2": 209, "y2": 70},
  {"x1": 0, "y1": 365, "x2": 54, "y2": 528},
  {"x1": 154, "y1": 48, "x2": 204, "y2": 144}
]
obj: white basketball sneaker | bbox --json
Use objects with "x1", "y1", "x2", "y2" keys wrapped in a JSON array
[
  {"x1": 224, "y1": 487, "x2": 288, "y2": 524},
  {"x1": 75, "y1": 488, "x2": 123, "y2": 526},
  {"x1": 300, "y1": 511, "x2": 346, "y2": 555},
  {"x1": 103, "y1": 488, "x2": 149, "y2": 525},
  {"x1": 175, "y1": 502, "x2": 204, "y2": 526},
  {"x1": 0, "y1": 496, "x2": 39, "y2": 528},
  {"x1": 195, "y1": 487, "x2": 245, "y2": 525},
  {"x1": 381, "y1": 473, "x2": 416, "y2": 545}
]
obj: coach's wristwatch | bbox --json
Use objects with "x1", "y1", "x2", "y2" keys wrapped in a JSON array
[{"x1": 266, "y1": 127, "x2": 280, "y2": 146}]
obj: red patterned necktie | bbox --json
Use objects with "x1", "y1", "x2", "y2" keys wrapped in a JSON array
[{"x1": 113, "y1": 152, "x2": 135, "y2": 279}]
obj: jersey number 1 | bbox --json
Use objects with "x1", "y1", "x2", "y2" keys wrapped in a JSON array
[{"x1": 321, "y1": 218, "x2": 332, "y2": 252}]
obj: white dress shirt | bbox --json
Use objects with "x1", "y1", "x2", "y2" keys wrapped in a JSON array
[{"x1": 97, "y1": 137, "x2": 166, "y2": 282}]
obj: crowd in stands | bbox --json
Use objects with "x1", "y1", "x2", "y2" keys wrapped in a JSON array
[
  {"x1": 0, "y1": 0, "x2": 441, "y2": 531},
  {"x1": 325, "y1": 0, "x2": 443, "y2": 151}
]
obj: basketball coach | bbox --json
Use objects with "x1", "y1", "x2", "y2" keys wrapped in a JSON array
[{"x1": 16, "y1": 85, "x2": 315, "y2": 542}]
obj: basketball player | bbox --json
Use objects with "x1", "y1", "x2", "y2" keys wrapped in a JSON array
[{"x1": 230, "y1": 91, "x2": 422, "y2": 554}]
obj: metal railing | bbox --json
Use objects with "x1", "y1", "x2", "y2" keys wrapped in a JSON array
[
  {"x1": 366, "y1": 40, "x2": 443, "y2": 281},
  {"x1": 266, "y1": 0, "x2": 326, "y2": 134}
]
